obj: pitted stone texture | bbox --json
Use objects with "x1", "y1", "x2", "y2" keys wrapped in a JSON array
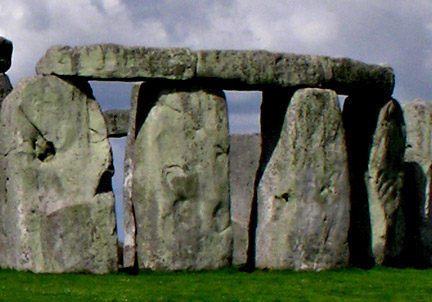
[
  {"x1": 122, "y1": 83, "x2": 142, "y2": 269},
  {"x1": 229, "y1": 133, "x2": 260, "y2": 266},
  {"x1": 103, "y1": 109, "x2": 129, "y2": 137},
  {"x1": 366, "y1": 100, "x2": 406, "y2": 266},
  {"x1": 197, "y1": 50, "x2": 394, "y2": 95},
  {"x1": 0, "y1": 37, "x2": 12, "y2": 73},
  {"x1": 255, "y1": 88, "x2": 350, "y2": 271},
  {"x1": 0, "y1": 73, "x2": 12, "y2": 105},
  {"x1": 36, "y1": 44, "x2": 394, "y2": 96},
  {"x1": 133, "y1": 85, "x2": 232, "y2": 271},
  {"x1": 36, "y1": 44, "x2": 196, "y2": 81},
  {"x1": 0, "y1": 75, "x2": 118, "y2": 274},
  {"x1": 402, "y1": 100, "x2": 432, "y2": 266}
]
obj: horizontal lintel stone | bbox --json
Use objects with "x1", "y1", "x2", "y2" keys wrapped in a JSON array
[{"x1": 36, "y1": 44, "x2": 395, "y2": 96}]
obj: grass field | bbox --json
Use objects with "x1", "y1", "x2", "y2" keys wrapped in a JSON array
[{"x1": 0, "y1": 267, "x2": 431, "y2": 301}]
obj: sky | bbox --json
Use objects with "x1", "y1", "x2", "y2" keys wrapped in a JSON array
[{"x1": 0, "y1": 0, "x2": 431, "y2": 241}]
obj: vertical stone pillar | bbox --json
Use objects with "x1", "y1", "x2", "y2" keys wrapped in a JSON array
[
  {"x1": 229, "y1": 133, "x2": 260, "y2": 266},
  {"x1": 0, "y1": 75, "x2": 118, "y2": 273},
  {"x1": 256, "y1": 88, "x2": 350, "y2": 271},
  {"x1": 403, "y1": 100, "x2": 432, "y2": 267},
  {"x1": 132, "y1": 83, "x2": 232, "y2": 271},
  {"x1": 244, "y1": 88, "x2": 293, "y2": 270},
  {"x1": 366, "y1": 100, "x2": 406, "y2": 266},
  {"x1": 122, "y1": 83, "x2": 143, "y2": 270},
  {"x1": 342, "y1": 94, "x2": 389, "y2": 268}
]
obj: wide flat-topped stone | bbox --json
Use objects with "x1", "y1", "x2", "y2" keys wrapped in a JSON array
[
  {"x1": 36, "y1": 44, "x2": 196, "y2": 81},
  {"x1": 36, "y1": 45, "x2": 394, "y2": 96}
]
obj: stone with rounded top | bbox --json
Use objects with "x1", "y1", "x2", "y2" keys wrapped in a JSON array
[
  {"x1": 255, "y1": 88, "x2": 350, "y2": 271},
  {"x1": 0, "y1": 75, "x2": 118, "y2": 273},
  {"x1": 367, "y1": 100, "x2": 406, "y2": 266},
  {"x1": 0, "y1": 37, "x2": 12, "y2": 72}
]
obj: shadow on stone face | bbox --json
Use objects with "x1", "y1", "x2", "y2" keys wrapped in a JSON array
[
  {"x1": 243, "y1": 87, "x2": 294, "y2": 272},
  {"x1": 402, "y1": 161, "x2": 430, "y2": 268},
  {"x1": 342, "y1": 95, "x2": 389, "y2": 269}
]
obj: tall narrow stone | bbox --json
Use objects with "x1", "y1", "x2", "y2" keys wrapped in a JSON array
[
  {"x1": 132, "y1": 83, "x2": 232, "y2": 271},
  {"x1": 366, "y1": 100, "x2": 406, "y2": 266},
  {"x1": 255, "y1": 88, "x2": 350, "y2": 271},
  {"x1": 342, "y1": 94, "x2": 389, "y2": 268},
  {"x1": 402, "y1": 100, "x2": 432, "y2": 267},
  {"x1": 229, "y1": 133, "x2": 260, "y2": 265},
  {"x1": 0, "y1": 75, "x2": 118, "y2": 273},
  {"x1": 122, "y1": 83, "x2": 144, "y2": 269}
]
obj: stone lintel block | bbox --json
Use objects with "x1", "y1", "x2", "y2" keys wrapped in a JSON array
[
  {"x1": 36, "y1": 44, "x2": 196, "y2": 81},
  {"x1": 103, "y1": 109, "x2": 130, "y2": 137},
  {"x1": 0, "y1": 37, "x2": 13, "y2": 73},
  {"x1": 36, "y1": 45, "x2": 394, "y2": 96},
  {"x1": 196, "y1": 50, "x2": 395, "y2": 96}
]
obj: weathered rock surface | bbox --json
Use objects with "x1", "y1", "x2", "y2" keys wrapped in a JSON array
[
  {"x1": 132, "y1": 84, "x2": 232, "y2": 270},
  {"x1": 229, "y1": 133, "x2": 260, "y2": 265},
  {"x1": 402, "y1": 100, "x2": 432, "y2": 266},
  {"x1": 35, "y1": 45, "x2": 394, "y2": 96},
  {"x1": 0, "y1": 73, "x2": 12, "y2": 105},
  {"x1": 196, "y1": 50, "x2": 394, "y2": 95},
  {"x1": 122, "y1": 83, "x2": 142, "y2": 269},
  {"x1": 0, "y1": 75, "x2": 118, "y2": 273},
  {"x1": 366, "y1": 100, "x2": 406, "y2": 265},
  {"x1": 0, "y1": 37, "x2": 12, "y2": 73},
  {"x1": 103, "y1": 109, "x2": 129, "y2": 137},
  {"x1": 255, "y1": 88, "x2": 350, "y2": 271},
  {"x1": 36, "y1": 44, "x2": 196, "y2": 81}
]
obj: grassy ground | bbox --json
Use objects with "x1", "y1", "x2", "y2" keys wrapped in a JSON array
[{"x1": 0, "y1": 267, "x2": 431, "y2": 301}]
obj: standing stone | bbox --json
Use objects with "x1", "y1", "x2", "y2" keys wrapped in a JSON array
[
  {"x1": 122, "y1": 83, "x2": 143, "y2": 269},
  {"x1": 255, "y1": 88, "x2": 350, "y2": 271},
  {"x1": 403, "y1": 100, "x2": 432, "y2": 267},
  {"x1": 0, "y1": 75, "x2": 118, "y2": 273},
  {"x1": 366, "y1": 100, "x2": 406, "y2": 266},
  {"x1": 133, "y1": 83, "x2": 232, "y2": 270},
  {"x1": 229, "y1": 133, "x2": 260, "y2": 266},
  {"x1": 0, "y1": 37, "x2": 12, "y2": 73}
]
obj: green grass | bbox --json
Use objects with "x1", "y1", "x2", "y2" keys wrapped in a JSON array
[{"x1": 0, "y1": 267, "x2": 431, "y2": 301}]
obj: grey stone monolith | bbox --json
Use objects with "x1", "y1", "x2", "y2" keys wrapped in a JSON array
[
  {"x1": 402, "y1": 100, "x2": 432, "y2": 267},
  {"x1": 366, "y1": 100, "x2": 406, "y2": 266},
  {"x1": 229, "y1": 133, "x2": 260, "y2": 266},
  {"x1": 122, "y1": 83, "x2": 143, "y2": 269},
  {"x1": 0, "y1": 75, "x2": 118, "y2": 273},
  {"x1": 103, "y1": 109, "x2": 129, "y2": 137},
  {"x1": 132, "y1": 83, "x2": 232, "y2": 271},
  {"x1": 255, "y1": 88, "x2": 350, "y2": 271},
  {"x1": 0, "y1": 37, "x2": 12, "y2": 73}
]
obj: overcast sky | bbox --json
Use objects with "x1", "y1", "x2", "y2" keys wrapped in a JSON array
[{"x1": 1, "y1": 0, "x2": 431, "y2": 241}]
